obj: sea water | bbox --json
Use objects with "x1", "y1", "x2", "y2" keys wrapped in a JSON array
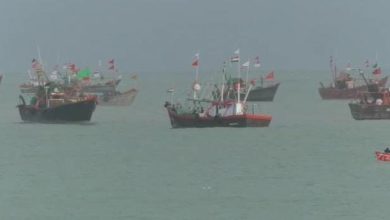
[{"x1": 0, "y1": 70, "x2": 389, "y2": 220}]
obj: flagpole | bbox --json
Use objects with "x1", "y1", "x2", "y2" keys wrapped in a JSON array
[
  {"x1": 193, "y1": 53, "x2": 199, "y2": 100},
  {"x1": 195, "y1": 66, "x2": 199, "y2": 83},
  {"x1": 237, "y1": 49, "x2": 241, "y2": 103},
  {"x1": 245, "y1": 59, "x2": 249, "y2": 90}
]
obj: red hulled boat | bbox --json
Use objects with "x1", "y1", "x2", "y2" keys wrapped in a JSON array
[
  {"x1": 375, "y1": 151, "x2": 390, "y2": 161},
  {"x1": 164, "y1": 100, "x2": 272, "y2": 128}
]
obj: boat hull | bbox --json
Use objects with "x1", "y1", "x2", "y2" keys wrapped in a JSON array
[
  {"x1": 240, "y1": 83, "x2": 280, "y2": 101},
  {"x1": 375, "y1": 151, "x2": 390, "y2": 161},
  {"x1": 81, "y1": 84, "x2": 116, "y2": 93},
  {"x1": 318, "y1": 76, "x2": 388, "y2": 100},
  {"x1": 20, "y1": 86, "x2": 38, "y2": 94},
  {"x1": 348, "y1": 103, "x2": 390, "y2": 120},
  {"x1": 17, "y1": 99, "x2": 96, "y2": 122},
  {"x1": 166, "y1": 109, "x2": 271, "y2": 128},
  {"x1": 98, "y1": 89, "x2": 138, "y2": 106}
]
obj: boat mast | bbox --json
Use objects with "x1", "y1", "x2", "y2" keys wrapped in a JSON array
[
  {"x1": 236, "y1": 49, "x2": 241, "y2": 103},
  {"x1": 244, "y1": 59, "x2": 250, "y2": 91},
  {"x1": 220, "y1": 72, "x2": 225, "y2": 102},
  {"x1": 192, "y1": 52, "x2": 200, "y2": 99}
]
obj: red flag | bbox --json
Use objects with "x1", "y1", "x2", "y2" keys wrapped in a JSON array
[
  {"x1": 373, "y1": 67, "x2": 382, "y2": 76},
  {"x1": 192, "y1": 53, "x2": 199, "y2": 68},
  {"x1": 265, "y1": 71, "x2": 275, "y2": 80},
  {"x1": 32, "y1": 60, "x2": 38, "y2": 69},
  {"x1": 192, "y1": 59, "x2": 199, "y2": 68},
  {"x1": 68, "y1": 64, "x2": 78, "y2": 73}
]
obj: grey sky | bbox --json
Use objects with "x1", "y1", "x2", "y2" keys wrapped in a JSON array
[{"x1": 1, "y1": 0, "x2": 389, "y2": 73}]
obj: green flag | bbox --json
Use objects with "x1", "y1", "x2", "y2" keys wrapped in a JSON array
[{"x1": 77, "y1": 68, "x2": 92, "y2": 79}]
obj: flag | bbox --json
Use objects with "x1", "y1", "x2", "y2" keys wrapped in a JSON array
[
  {"x1": 242, "y1": 61, "x2": 250, "y2": 68},
  {"x1": 108, "y1": 59, "x2": 114, "y2": 65},
  {"x1": 346, "y1": 62, "x2": 352, "y2": 71},
  {"x1": 364, "y1": 59, "x2": 370, "y2": 68},
  {"x1": 68, "y1": 64, "x2": 78, "y2": 73},
  {"x1": 254, "y1": 56, "x2": 261, "y2": 68},
  {"x1": 230, "y1": 56, "x2": 240, "y2": 62},
  {"x1": 373, "y1": 67, "x2": 382, "y2": 76},
  {"x1": 192, "y1": 53, "x2": 199, "y2": 68},
  {"x1": 231, "y1": 49, "x2": 240, "y2": 62},
  {"x1": 77, "y1": 68, "x2": 92, "y2": 79},
  {"x1": 265, "y1": 71, "x2": 275, "y2": 80},
  {"x1": 31, "y1": 58, "x2": 42, "y2": 70}
]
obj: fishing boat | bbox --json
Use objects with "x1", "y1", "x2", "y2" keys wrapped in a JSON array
[
  {"x1": 226, "y1": 75, "x2": 280, "y2": 101},
  {"x1": 348, "y1": 74, "x2": 390, "y2": 120},
  {"x1": 20, "y1": 59, "x2": 121, "y2": 94},
  {"x1": 164, "y1": 50, "x2": 272, "y2": 128},
  {"x1": 375, "y1": 151, "x2": 390, "y2": 161},
  {"x1": 80, "y1": 79, "x2": 120, "y2": 93},
  {"x1": 319, "y1": 75, "x2": 388, "y2": 100},
  {"x1": 98, "y1": 88, "x2": 138, "y2": 106},
  {"x1": 319, "y1": 57, "x2": 388, "y2": 99},
  {"x1": 224, "y1": 56, "x2": 279, "y2": 102},
  {"x1": 17, "y1": 85, "x2": 97, "y2": 123},
  {"x1": 164, "y1": 99, "x2": 272, "y2": 128}
]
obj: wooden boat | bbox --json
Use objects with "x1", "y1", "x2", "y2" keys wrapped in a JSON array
[
  {"x1": 375, "y1": 151, "x2": 390, "y2": 161},
  {"x1": 98, "y1": 88, "x2": 138, "y2": 106},
  {"x1": 349, "y1": 101, "x2": 390, "y2": 120},
  {"x1": 319, "y1": 76, "x2": 388, "y2": 99},
  {"x1": 17, "y1": 87, "x2": 97, "y2": 122},
  {"x1": 319, "y1": 57, "x2": 388, "y2": 99},
  {"x1": 226, "y1": 71, "x2": 280, "y2": 102},
  {"x1": 239, "y1": 82, "x2": 280, "y2": 101},
  {"x1": 164, "y1": 100, "x2": 272, "y2": 128},
  {"x1": 348, "y1": 74, "x2": 390, "y2": 120},
  {"x1": 81, "y1": 79, "x2": 120, "y2": 93}
]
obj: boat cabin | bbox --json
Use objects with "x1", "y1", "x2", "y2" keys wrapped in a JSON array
[{"x1": 205, "y1": 100, "x2": 245, "y2": 117}]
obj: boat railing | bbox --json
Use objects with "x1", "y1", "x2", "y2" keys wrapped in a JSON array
[{"x1": 353, "y1": 89, "x2": 390, "y2": 105}]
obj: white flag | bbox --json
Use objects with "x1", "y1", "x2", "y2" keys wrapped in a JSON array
[{"x1": 242, "y1": 61, "x2": 250, "y2": 67}]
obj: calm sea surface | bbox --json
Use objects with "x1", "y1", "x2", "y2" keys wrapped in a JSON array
[{"x1": 0, "y1": 70, "x2": 389, "y2": 219}]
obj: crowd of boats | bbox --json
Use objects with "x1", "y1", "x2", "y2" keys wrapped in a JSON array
[
  {"x1": 3, "y1": 51, "x2": 390, "y2": 160},
  {"x1": 14, "y1": 58, "x2": 138, "y2": 123},
  {"x1": 162, "y1": 51, "x2": 390, "y2": 160},
  {"x1": 164, "y1": 51, "x2": 390, "y2": 128}
]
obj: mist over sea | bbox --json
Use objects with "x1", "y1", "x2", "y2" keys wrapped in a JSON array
[{"x1": 0, "y1": 70, "x2": 389, "y2": 220}]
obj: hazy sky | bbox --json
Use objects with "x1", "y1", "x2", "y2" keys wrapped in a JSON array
[{"x1": 1, "y1": 0, "x2": 390, "y2": 73}]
